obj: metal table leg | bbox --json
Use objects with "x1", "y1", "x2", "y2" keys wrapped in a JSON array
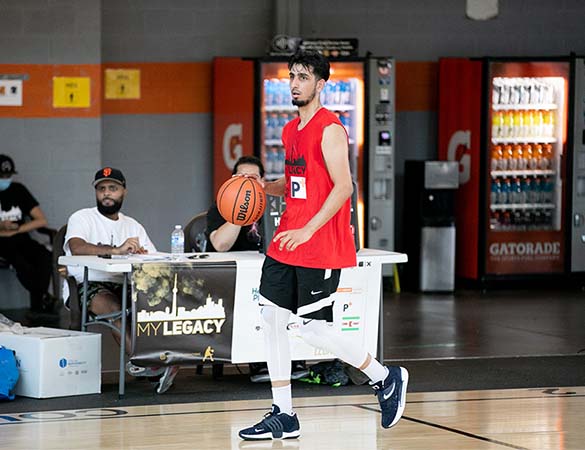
[
  {"x1": 81, "y1": 267, "x2": 88, "y2": 332},
  {"x1": 377, "y1": 274, "x2": 384, "y2": 364},
  {"x1": 119, "y1": 273, "x2": 127, "y2": 398}
]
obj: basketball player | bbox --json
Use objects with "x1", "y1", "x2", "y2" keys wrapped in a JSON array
[{"x1": 238, "y1": 50, "x2": 408, "y2": 441}]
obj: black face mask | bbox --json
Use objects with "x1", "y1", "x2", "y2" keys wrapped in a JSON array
[{"x1": 96, "y1": 198, "x2": 123, "y2": 216}]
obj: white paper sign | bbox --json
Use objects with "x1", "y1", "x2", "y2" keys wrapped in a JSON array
[{"x1": 0, "y1": 80, "x2": 23, "y2": 106}]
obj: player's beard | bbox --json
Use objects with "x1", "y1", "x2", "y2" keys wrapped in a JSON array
[
  {"x1": 292, "y1": 86, "x2": 317, "y2": 107},
  {"x1": 97, "y1": 197, "x2": 123, "y2": 216}
]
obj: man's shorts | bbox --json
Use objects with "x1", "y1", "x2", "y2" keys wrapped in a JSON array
[
  {"x1": 76, "y1": 281, "x2": 124, "y2": 310},
  {"x1": 259, "y1": 256, "x2": 341, "y2": 322}
]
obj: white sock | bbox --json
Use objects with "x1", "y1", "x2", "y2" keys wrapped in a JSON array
[
  {"x1": 272, "y1": 384, "x2": 293, "y2": 415},
  {"x1": 361, "y1": 360, "x2": 388, "y2": 384}
]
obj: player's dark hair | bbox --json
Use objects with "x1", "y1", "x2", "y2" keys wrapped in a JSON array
[
  {"x1": 288, "y1": 50, "x2": 330, "y2": 81},
  {"x1": 233, "y1": 155, "x2": 265, "y2": 178}
]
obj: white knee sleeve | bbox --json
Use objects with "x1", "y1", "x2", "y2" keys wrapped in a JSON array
[
  {"x1": 299, "y1": 319, "x2": 367, "y2": 368},
  {"x1": 261, "y1": 304, "x2": 292, "y2": 381}
]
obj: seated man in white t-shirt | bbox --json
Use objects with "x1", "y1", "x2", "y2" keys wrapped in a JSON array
[{"x1": 64, "y1": 167, "x2": 175, "y2": 393}]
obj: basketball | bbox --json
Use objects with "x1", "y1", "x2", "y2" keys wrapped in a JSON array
[{"x1": 217, "y1": 176, "x2": 266, "y2": 226}]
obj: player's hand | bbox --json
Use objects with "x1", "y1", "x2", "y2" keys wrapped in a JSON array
[
  {"x1": 0, "y1": 220, "x2": 18, "y2": 231},
  {"x1": 0, "y1": 229, "x2": 18, "y2": 238},
  {"x1": 232, "y1": 173, "x2": 265, "y2": 188},
  {"x1": 273, "y1": 228, "x2": 312, "y2": 252},
  {"x1": 113, "y1": 237, "x2": 142, "y2": 255}
]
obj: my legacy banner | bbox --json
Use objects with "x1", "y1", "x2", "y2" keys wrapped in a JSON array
[{"x1": 129, "y1": 261, "x2": 236, "y2": 366}]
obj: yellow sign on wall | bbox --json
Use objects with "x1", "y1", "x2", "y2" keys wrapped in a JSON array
[
  {"x1": 105, "y1": 69, "x2": 141, "y2": 99},
  {"x1": 53, "y1": 77, "x2": 91, "y2": 108}
]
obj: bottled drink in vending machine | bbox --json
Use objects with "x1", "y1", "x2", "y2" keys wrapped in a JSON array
[
  {"x1": 524, "y1": 144, "x2": 534, "y2": 170},
  {"x1": 508, "y1": 144, "x2": 520, "y2": 170},
  {"x1": 522, "y1": 109, "x2": 533, "y2": 137},
  {"x1": 340, "y1": 81, "x2": 351, "y2": 104},
  {"x1": 277, "y1": 113, "x2": 288, "y2": 138},
  {"x1": 520, "y1": 177, "x2": 530, "y2": 204},
  {"x1": 490, "y1": 211, "x2": 500, "y2": 230},
  {"x1": 340, "y1": 112, "x2": 351, "y2": 134},
  {"x1": 512, "y1": 144, "x2": 524, "y2": 170},
  {"x1": 264, "y1": 146, "x2": 275, "y2": 174},
  {"x1": 542, "y1": 177, "x2": 554, "y2": 203},
  {"x1": 492, "y1": 79, "x2": 501, "y2": 105},
  {"x1": 499, "y1": 178, "x2": 511, "y2": 204},
  {"x1": 529, "y1": 177, "x2": 541, "y2": 203},
  {"x1": 512, "y1": 210, "x2": 523, "y2": 228},
  {"x1": 510, "y1": 178, "x2": 521, "y2": 204},
  {"x1": 276, "y1": 147, "x2": 286, "y2": 174},
  {"x1": 501, "y1": 145, "x2": 513, "y2": 171},
  {"x1": 491, "y1": 145, "x2": 503, "y2": 171},
  {"x1": 543, "y1": 110, "x2": 554, "y2": 137},
  {"x1": 264, "y1": 79, "x2": 273, "y2": 105},
  {"x1": 501, "y1": 211, "x2": 512, "y2": 230},
  {"x1": 534, "y1": 110, "x2": 544, "y2": 136},
  {"x1": 490, "y1": 178, "x2": 501, "y2": 204},
  {"x1": 504, "y1": 110, "x2": 514, "y2": 137},
  {"x1": 500, "y1": 80, "x2": 510, "y2": 104},
  {"x1": 513, "y1": 111, "x2": 523, "y2": 137},
  {"x1": 533, "y1": 144, "x2": 543, "y2": 170},
  {"x1": 492, "y1": 111, "x2": 504, "y2": 138},
  {"x1": 519, "y1": 144, "x2": 530, "y2": 170},
  {"x1": 543, "y1": 144, "x2": 553, "y2": 170},
  {"x1": 524, "y1": 110, "x2": 534, "y2": 137}
]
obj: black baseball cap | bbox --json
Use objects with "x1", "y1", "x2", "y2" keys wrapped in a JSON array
[
  {"x1": 93, "y1": 167, "x2": 126, "y2": 188},
  {"x1": 0, "y1": 154, "x2": 17, "y2": 175}
]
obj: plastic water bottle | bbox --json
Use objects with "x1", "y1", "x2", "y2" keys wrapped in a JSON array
[{"x1": 171, "y1": 225, "x2": 184, "y2": 258}]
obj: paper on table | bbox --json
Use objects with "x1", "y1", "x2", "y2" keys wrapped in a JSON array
[{"x1": 129, "y1": 252, "x2": 172, "y2": 261}]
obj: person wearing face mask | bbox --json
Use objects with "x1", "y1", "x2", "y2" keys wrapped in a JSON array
[
  {"x1": 63, "y1": 167, "x2": 177, "y2": 393},
  {"x1": 0, "y1": 154, "x2": 53, "y2": 313}
]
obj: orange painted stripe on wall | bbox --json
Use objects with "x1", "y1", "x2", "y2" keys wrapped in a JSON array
[
  {"x1": 102, "y1": 62, "x2": 211, "y2": 115},
  {"x1": 0, "y1": 64, "x2": 101, "y2": 118},
  {"x1": 396, "y1": 61, "x2": 438, "y2": 112},
  {"x1": 0, "y1": 61, "x2": 436, "y2": 117}
]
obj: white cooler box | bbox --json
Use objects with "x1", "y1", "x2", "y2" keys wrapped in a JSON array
[{"x1": 0, "y1": 327, "x2": 101, "y2": 398}]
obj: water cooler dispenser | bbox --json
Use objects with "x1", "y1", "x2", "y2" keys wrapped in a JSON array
[{"x1": 404, "y1": 161, "x2": 459, "y2": 292}]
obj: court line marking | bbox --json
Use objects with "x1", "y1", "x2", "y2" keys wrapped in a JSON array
[
  {"x1": 1, "y1": 390, "x2": 583, "y2": 427},
  {"x1": 358, "y1": 405, "x2": 530, "y2": 450}
]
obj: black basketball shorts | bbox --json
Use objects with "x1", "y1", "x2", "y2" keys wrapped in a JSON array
[{"x1": 259, "y1": 256, "x2": 341, "y2": 322}]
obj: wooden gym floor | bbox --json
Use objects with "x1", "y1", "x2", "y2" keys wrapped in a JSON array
[
  {"x1": 1, "y1": 287, "x2": 584, "y2": 449},
  {"x1": 1, "y1": 387, "x2": 584, "y2": 449}
]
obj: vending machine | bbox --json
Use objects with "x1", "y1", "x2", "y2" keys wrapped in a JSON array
[
  {"x1": 213, "y1": 56, "x2": 396, "y2": 252},
  {"x1": 438, "y1": 56, "x2": 585, "y2": 283}
]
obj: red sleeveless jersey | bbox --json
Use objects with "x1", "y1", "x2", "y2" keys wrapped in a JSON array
[{"x1": 266, "y1": 108, "x2": 357, "y2": 269}]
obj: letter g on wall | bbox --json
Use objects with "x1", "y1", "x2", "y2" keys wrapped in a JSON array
[
  {"x1": 447, "y1": 130, "x2": 471, "y2": 185},
  {"x1": 223, "y1": 123, "x2": 243, "y2": 172}
]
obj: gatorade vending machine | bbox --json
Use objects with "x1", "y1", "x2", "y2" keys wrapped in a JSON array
[
  {"x1": 213, "y1": 56, "x2": 396, "y2": 252},
  {"x1": 438, "y1": 56, "x2": 585, "y2": 283}
]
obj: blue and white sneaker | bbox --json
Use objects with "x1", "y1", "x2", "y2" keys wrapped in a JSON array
[
  {"x1": 371, "y1": 365, "x2": 409, "y2": 429},
  {"x1": 238, "y1": 405, "x2": 301, "y2": 440}
]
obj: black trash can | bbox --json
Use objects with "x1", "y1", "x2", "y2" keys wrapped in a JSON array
[{"x1": 403, "y1": 160, "x2": 459, "y2": 292}]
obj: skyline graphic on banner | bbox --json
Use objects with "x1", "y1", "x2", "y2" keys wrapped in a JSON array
[{"x1": 136, "y1": 273, "x2": 226, "y2": 322}]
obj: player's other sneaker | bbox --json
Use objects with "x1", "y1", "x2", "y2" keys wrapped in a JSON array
[
  {"x1": 238, "y1": 405, "x2": 300, "y2": 440},
  {"x1": 126, "y1": 361, "x2": 165, "y2": 378},
  {"x1": 156, "y1": 365, "x2": 180, "y2": 394},
  {"x1": 371, "y1": 365, "x2": 409, "y2": 429}
]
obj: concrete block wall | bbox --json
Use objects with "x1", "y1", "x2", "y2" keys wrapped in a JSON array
[{"x1": 1, "y1": 0, "x2": 585, "y2": 308}]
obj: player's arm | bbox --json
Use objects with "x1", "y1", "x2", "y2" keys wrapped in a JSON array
[
  {"x1": 209, "y1": 222, "x2": 242, "y2": 252},
  {"x1": 68, "y1": 237, "x2": 143, "y2": 256},
  {"x1": 274, "y1": 124, "x2": 353, "y2": 251},
  {"x1": 263, "y1": 176, "x2": 285, "y2": 197},
  {"x1": 16, "y1": 206, "x2": 48, "y2": 234},
  {"x1": 0, "y1": 205, "x2": 48, "y2": 237}
]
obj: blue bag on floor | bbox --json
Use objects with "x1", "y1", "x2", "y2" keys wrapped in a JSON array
[{"x1": 0, "y1": 346, "x2": 19, "y2": 400}]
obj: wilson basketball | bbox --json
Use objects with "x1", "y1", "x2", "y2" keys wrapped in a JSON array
[{"x1": 217, "y1": 176, "x2": 266, "y2": 226}]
